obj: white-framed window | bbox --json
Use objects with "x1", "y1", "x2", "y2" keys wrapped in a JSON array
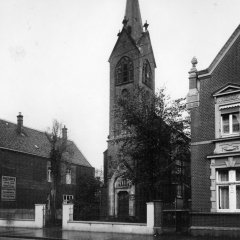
[
  {"x1": 63, "y1": 194, "x2": 73, "y2": 204},
  {"x1": 220, "y1": 106, "x2": 240, "y2": 136},
  {"x1": 216, "y1": 168, "x2": 240, "y2": 212},
  {"x1": 47, "y1": 167, "x2": 52, "y2": 183},
  {"x1": 66, "y1": 169, "x2": 71, "y2": 184}
]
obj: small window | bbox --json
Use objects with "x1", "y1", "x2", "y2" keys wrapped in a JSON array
[
  {"x1": 219, "y1": 186, "x2": 229, "y2": 209},
  {"x1": 221, "y1": 111, "x2": 240, "y2": 135},
  {"x1": 66, "y1": 169, "x2": 71, "y2": 184},
  {"x1": 63, "y1": 194, "x2": 73, "y2": 204}
]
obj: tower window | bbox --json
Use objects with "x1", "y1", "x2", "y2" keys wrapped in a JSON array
[
  {"x1": 142, "y1": 59, "x2": 152, "y2": 88},
  {"x1": 115, "y1": 57, "x2": 134, "y2": 85}
]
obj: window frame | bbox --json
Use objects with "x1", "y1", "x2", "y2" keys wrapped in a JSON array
[
  {"x1": 115, "y1": 56, "x2": 134, "y2": 85},
  {"x1": 142, "y1": 59, "x2": 152, "y2": 89},
  {"x1": 216, "y1": 168, "x2": 240, "y2": 212},
  {"x1": 221, "y1": 111, "x2": 240, "y2": 136},
  {"x1": 47, "y1": 167, "x2": 52, "y2": 183},
  {"x1": 63, "y1": 194, "x2": 74, "y2": 204},
  {"x1": 66, "y1": 169, "x2": 72, "y2": 185}
]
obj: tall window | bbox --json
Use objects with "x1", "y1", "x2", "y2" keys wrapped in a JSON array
[
  {"x1": 115, "y1": 57, "x2": 134, "y2": 85},
  {"x1": 142, "y1": 59, "x2": 152, "y2": 88},
  {"x1": 217, "y1": 169, "x2": 240, "y2": 211},
  {"x1": 47, "y1": 167, "x2": 52, "y2": 183},
  {"x1": 66, "y1": 169, "x2": 71, "y2": 184}
]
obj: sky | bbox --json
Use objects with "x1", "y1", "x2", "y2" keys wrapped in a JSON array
[{"x1": 0, "y1": 0, "x2": 240, "y2": 169}]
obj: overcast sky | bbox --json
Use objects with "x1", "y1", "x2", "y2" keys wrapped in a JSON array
[{"x1": 0, "y1": 0, "x2": 240, "y2": 169}]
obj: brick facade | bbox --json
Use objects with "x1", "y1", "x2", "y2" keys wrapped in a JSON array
[
  {"x1": 187, "y1": 25, "x2": 240, "y2": 236},
  {"x1": 0, "y1": 116, "x2": 94, "y2": 210}
]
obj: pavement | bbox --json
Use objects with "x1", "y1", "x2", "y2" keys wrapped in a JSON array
[
  {"x1": 0, "y1": 227, "x2": 156, "y2": 240},
  {"x1": 0, "y1": 227, "x2": 235, "y2": 240}
]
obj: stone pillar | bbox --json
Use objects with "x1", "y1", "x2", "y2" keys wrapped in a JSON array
[
  {"x1": 147, "y1": 202, "x2": 154, "y2": 228},
  {"x1": 62, "y1": 203, "x2": 73, "y2": 228},
  {"x1": 153, "y1": 200, "x2": 163, "y2": 229},
  {"x1": 108, "y1": 178, "x2": 115, "y2": 217},
  {"x1": 35, "y1": 204, "x2": 46, "y2": 228},
  {"x1": 129, "y1": 184, "x2": 135, "y2": 217},
  {"x1": 147, "y1": 201, "x2": 163, "y2": 234}
]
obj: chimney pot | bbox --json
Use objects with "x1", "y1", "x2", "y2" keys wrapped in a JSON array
[
  {"x1": 17, "y1": 112, "x2": 23, "y2": 134},
  {"x1": 62, "y1": 125, "x2": 68, "y2": 142}
]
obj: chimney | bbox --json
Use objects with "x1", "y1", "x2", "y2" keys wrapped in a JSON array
[
  {"x1": 62, "y1": 125, "x2": 68, "y2": 143},
  {"x1": 17, "y1": 112, "x2": 23, "y2": 134}
]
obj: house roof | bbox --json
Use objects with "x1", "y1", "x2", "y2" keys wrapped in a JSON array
[
  {"x1": 198, "y1": 24, "x2": 240, "y2": 77},
  {"x1": 0, "y1": 119, "x2": 92, "y2": 168}
]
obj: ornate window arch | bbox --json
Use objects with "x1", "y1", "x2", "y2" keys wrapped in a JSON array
[
  {"x1": 142, "y1": 59, "x2": 152, "y2": 88},
  {"x1": 115, "y1": 57, "x2": 134, "y2": 85}
]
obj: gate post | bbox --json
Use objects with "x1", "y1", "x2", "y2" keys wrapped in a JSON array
[
  {"x1": 146, "y1": 201, "x2": 163, "y2": 234},
  {"x1": 153, "y1": 200, "x2": 163, "y2": 234},
  {"x1": 62, "y1": 204, "x2": 73, "y2": 228}
]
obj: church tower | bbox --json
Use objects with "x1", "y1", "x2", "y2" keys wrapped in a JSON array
[{"x1": 105, "y1": 0, "x2": 156, "y2": 220}]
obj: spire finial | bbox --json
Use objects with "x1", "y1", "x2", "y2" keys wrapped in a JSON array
[
  {"x1": 143, "y1": 21, "x2": 149, "y2": 32},
  {"x1": 191, "y1": 56, "x2": 198, "y2": 68},
  {"x1": 122, "y1": 16, "x2": 128, "y2": 27}
]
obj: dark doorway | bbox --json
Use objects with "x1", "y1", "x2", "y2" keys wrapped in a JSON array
[{"x1": 118, "y1": 191, "x2": 129, "y2": 220}]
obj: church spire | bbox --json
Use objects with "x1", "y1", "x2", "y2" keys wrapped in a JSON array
[{"x1": 124, "y1": 0, "x2": 143, "y2": 40}]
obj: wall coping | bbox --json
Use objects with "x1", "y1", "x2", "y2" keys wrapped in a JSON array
[
  {"x1": 68, "y1": 220, "x2": 147, "y2": 226},
  {"x1": 191, "y1": 212, "x2": 240, "y2": 215}
]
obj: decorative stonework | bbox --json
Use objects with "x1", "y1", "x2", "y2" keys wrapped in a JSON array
[
  {"x1": 214, "y1": 141, "x2": 240, "y2": 154},
  {"x1": 225, "y1": 157, "x2": 236, "y2": 167},
  {"x1": 216, "y1": 93, "x2": 240, "y2": 104}
]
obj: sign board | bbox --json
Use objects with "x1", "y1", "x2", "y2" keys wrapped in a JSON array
[{"x1": 1, "y1": 176, "x2": 16, "y2": 201}]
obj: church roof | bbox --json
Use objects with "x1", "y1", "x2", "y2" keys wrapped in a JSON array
[
  {"x1": 0, "y1": 118, "x2": 92, "y2": 168},
  {"x1": 124, "y1": 0, "x2": 143, "y2": 41}
]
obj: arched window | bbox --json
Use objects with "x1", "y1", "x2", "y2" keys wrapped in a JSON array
[
  {"x1": 115, "y1": 57, "x2": 134, "y2": 85},
  {"x1": 142, "y1": 59, "x2": 152, "y2": 88}
]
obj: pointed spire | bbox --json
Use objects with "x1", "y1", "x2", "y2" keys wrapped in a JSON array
[{"x1": 124, "y1": 0, "x2": 143, "y2": 40}]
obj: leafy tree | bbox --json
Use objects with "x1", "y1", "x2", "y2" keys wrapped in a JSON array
[
  {"x1": 74, "y1": 174, "x2": 103, "y2": 220},
  {"x1": 113, "y1": 86, "x2": 190, "y2": 202},
  {"x1": 46, "y1": 120, "x2": 74, "y2": 223}
]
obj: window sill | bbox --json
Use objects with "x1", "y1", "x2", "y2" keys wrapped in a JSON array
[
  {"x1": 115, "y1": 81, "x2": 133, "y2": 86},
  {"x1": 213, "y1": 135, "x2": 240, "y2": 142}
]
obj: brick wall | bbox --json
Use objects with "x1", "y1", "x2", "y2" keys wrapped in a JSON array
[{"x1": 191, "y1": 32, "x2": 240, "y2": 212}]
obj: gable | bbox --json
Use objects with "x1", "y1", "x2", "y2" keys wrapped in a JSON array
[
  {"x1": 213, "y1": 83, "x2": 240, "y2": 97},
  {"x1": 109, "y1": 28, "x2": 140, "y2": 62},
  {"x1": 199, "y1": 25, "x2": 240, "y2": 77}
]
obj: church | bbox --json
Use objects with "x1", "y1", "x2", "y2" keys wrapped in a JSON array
[{"x1": 103, "y1": 0, "x2": 156, "y2": 221}]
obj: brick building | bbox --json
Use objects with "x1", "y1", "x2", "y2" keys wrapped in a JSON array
[
  {"x1": 0, "y1": 113, "x2": 94, "y2": 213},
  {"x1": 187, "y1": 25, "x2": 240, "y2": 236}
]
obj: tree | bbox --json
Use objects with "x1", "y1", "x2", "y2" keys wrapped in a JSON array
[
  {"x1": 114, "y1": 86, "x2": 190, "y2": 202},
  {"x1": 46, "y1": 120, "x2": 74, "y2": 223}
]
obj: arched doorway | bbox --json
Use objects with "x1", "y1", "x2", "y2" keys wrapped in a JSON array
[{"x1": 118, "y1": 191, "x2": 129, "y2": 219}]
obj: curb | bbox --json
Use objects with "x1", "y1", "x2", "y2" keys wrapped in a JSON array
[{"x1": 0, "y1": 235, "x2": 67, "y2": 240}]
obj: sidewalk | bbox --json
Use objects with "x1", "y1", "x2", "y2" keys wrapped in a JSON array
[{"x1": 0, "y1": 227, "x2": 156, "y2": 240}]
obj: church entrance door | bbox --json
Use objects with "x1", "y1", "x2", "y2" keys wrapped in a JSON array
[{"x1": 118, "y1": 191, "x2": 129, "y2": 220}]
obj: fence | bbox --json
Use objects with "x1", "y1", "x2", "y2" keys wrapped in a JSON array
[{"x1": 62, "y1": 202, "x2": 162, "y2": 235}]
